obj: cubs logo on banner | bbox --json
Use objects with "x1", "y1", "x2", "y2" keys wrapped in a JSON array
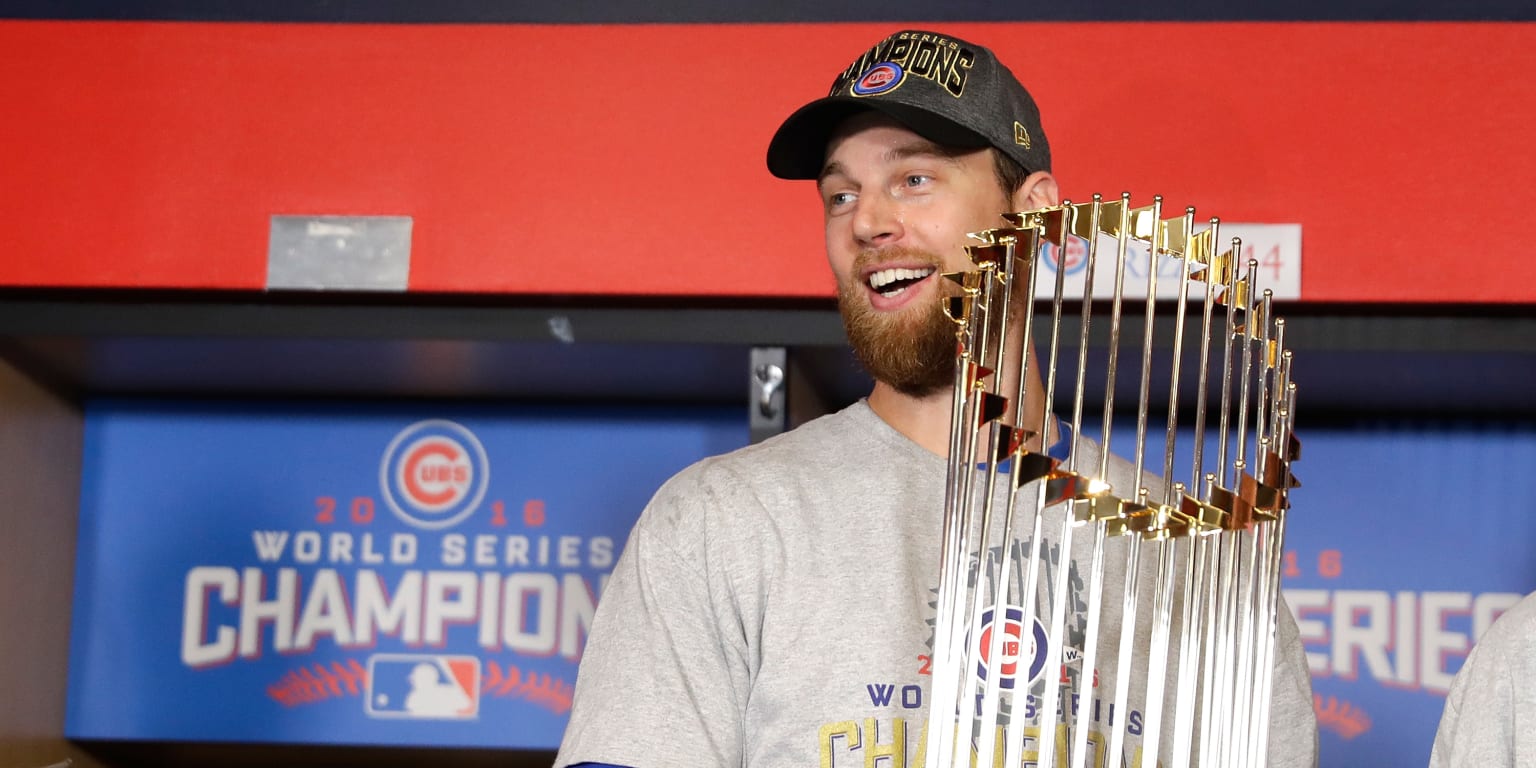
[
  {"x1": 1034, "y1": 225, "x2": 1302, "y2": 301},
  {"x1": 66, "y1": 401, "x2": 745, "y2": 748},
  {"x1": 380, "y1": 419, "x2": 489, "y2": 530}
]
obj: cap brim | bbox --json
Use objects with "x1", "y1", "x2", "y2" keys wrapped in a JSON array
[{"x1": 766, "y1": 96, "x2": 991, "y2": 180}]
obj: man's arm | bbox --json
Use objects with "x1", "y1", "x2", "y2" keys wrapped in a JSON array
[{"x1": 554, "y1": 476, "x2": 751, "y2": 768}]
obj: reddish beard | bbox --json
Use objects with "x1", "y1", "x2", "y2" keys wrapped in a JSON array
[{"x1": 837, "y1": 248, "x2": 959, "y2": 398}]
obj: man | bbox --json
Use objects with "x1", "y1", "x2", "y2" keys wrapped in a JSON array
[
  {"x1": 1429, "y1": 590, "x2": 1536, "y2": 767},
  {"x1": 555, "y1": 29, "x2": 1317, "y2": 767}
]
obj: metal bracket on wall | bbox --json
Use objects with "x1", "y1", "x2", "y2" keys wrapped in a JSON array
[{"x1": 749, "y1": 346, "x2": 787, "y2": 444}]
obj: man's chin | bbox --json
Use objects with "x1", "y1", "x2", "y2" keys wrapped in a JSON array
[
  {"x1": 841, "y1": 299, "x2": 957, "y2": 399},
  {"x1": 867, "y1": 305, "x2": 933, "y2": 335}
]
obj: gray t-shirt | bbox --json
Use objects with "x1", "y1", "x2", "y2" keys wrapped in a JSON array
[
  {"x1": 556, "y1": 401, "x2": 1317, "y2": 767},
  {"x1": 1429, "y1": 590, "x2": 1536, "y2": 768}
]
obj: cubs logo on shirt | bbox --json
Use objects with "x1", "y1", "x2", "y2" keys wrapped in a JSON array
[{"x1": 974, "y1": 606, "x2": 1049, "y2": 689}]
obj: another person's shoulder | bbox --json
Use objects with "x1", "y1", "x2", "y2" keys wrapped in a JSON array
[
  {"x1": 1428, "y1": 589, "x2": 1536, "y2": 768},
  {"x1": 1452, "y1": 590, "x2": 1536, "y2": 675},
  {"x1": 1480, "y1": 589, "x2": 1536, "y2": 645}
]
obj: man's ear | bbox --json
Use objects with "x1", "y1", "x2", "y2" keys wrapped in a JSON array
[{"x1": 1011, "y1": 171, "x2": 1060, "y2": 212}]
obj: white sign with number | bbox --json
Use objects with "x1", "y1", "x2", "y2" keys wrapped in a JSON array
[{"x1": 1033, "y1": 223, "x2": 1302, "y2": 301}]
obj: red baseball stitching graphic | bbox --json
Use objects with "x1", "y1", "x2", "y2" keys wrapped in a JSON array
[
  {"x1": 268, "y1": 660, "x2": 369, "y2": 707},
  {"x1": 482, "y1": 660, "x2": 575, "y2": 715}
]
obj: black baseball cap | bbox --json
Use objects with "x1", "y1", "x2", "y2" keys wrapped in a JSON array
[{"x1": 766, "y1": 29, "x2": 1051, "y2": 181}]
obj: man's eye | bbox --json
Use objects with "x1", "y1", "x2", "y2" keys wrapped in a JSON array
[
  {"x1": 828, "y1": 192, "x2": 855, "y2": 207},
  {"x1": 905, "y1": 174, "x2": 932, "y2": 187}
]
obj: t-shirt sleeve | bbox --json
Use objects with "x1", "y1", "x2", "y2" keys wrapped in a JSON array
[
  {"x1": 554, "y1": 474, "x2": 750, "y2": 768},
  {"x1": 1428, "y1": 612, "x2": 1519, "y2": 768},
  {"x1": 1266, "y1": 591, "x2": 1320, "y2": 768}
]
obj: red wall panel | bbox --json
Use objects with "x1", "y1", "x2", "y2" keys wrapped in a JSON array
[{"x1": 2, "y1": 21, "x2": 1532, "y2": 302}]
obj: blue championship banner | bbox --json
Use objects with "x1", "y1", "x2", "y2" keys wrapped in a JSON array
[
  {"x1": 65, "y1": 400, "x2": 745, "y2": 747},
  {"x1": 1278, "y1": 419, "x2": 1536, "y2": 766}
]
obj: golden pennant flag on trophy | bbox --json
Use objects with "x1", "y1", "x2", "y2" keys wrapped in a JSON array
[{"x1": 922, "y1": 193, "x2": 1301, "y2": 768}]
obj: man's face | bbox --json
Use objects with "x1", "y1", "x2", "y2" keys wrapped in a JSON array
[{"x1": 818, "y1": 112, "x2": 1016, "y2": 398}]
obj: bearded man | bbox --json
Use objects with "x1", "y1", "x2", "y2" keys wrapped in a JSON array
[{"x1": 555, "y1": 28, "x2": 1317, "y2": 768}]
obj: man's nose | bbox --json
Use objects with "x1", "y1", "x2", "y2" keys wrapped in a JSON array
[{"x1": 851, "y1": 192, "x2": 903, "y2": 248}]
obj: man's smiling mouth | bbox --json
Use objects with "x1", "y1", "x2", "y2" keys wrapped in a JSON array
[{"x1": 867, "y1": 267, "x2": 937, "y2": 298}]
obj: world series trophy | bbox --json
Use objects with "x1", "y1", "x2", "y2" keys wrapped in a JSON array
[{"x1": 923, "y1": 194, "x2": 1300, "y2": 768}]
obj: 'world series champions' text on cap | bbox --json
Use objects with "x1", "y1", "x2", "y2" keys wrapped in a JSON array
[{"x1": 766, "y1": 30, "x2": 1052, "y2": 181}]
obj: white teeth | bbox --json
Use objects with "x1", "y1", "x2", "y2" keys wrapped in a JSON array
[{"x1": 867, "y1": 267, "x2": 936, "y2": 291}]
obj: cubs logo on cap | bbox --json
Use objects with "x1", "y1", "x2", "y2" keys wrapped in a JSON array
[{"x1": 851, "y1": 63, "x2": 906, "y2": 97}]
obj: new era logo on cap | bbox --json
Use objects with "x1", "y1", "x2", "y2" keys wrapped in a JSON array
[{"x1": 1015, "y1": 121, "x2": 1032, "y2": 149}]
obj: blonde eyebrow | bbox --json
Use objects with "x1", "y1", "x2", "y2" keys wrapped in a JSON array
[
  {"x1": 816, "y1": 161, "x2": 846, "y2": 188},
  {"x1": 886, "y1": 139, "x2": 958, "y2": 164},
  {"x1": 818, "y1": 139, "x2": 967, "y2": 188}
]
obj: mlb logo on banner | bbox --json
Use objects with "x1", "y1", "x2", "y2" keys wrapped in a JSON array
[{"x1": 366, "y1": 654, "x2": 481, "y2": 719}]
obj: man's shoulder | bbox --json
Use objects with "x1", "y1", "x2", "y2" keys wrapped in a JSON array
[
  {"x1": 635, "y1": 401, "x2": 885, "y2": 529},
  {"x1": 669, "y1": 400, "x2": 881, "y2": 484}
]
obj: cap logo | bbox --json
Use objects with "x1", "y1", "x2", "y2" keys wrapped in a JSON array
[
  {"x1": 1014, "y1": 121, "x2": 1032, "y2": 149},
  {"x1": 851, "y1": 63, "x2": 905, "y2": 97},
  {"x1": 831, "y1": 33, "x2": 975, "y2": 98}
]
